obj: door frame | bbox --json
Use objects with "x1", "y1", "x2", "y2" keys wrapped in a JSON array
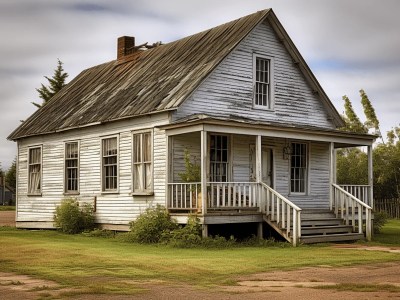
[{"x1": 250, "y1": 144, "x2": 275, "y2": 188}]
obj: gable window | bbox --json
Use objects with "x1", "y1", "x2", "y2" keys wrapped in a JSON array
[
  {"x1": 102, "y1": 137, "x2": 118, "y2": 192},
  {"x1": 290, "y1": 143, "x2": 307, "y2": 193},
  {"x1": 65, "y1": 142, "x2": 79, "y2": 193},
  {"x1": 28, "y1": 146, "x2": 42, "y2": 195},
  {"x1": 210, "y1": 135, "x2": 229, "y2": 182},
  {"x1": 133, "y1": 132, "x2": 152, "y2": 193},
  {"x1": 253, "y1": 55, "x2": 274, "y2": 109}
]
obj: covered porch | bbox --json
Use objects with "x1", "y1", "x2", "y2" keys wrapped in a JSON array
[{"x1": 161, "y1": 116, "x2": 375, "y2": 245}]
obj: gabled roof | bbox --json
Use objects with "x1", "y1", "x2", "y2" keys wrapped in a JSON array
[{"x1": 9, "y1": 9, "x2": 344, "y2": 140}]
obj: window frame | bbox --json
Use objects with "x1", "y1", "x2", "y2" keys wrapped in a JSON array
[
  {"x1": 132, "y1": 130, "x2": 153, "y2": 195},
  {"x1": 253, "y1": 54, "x2": 275, "y2": 110},
  {"x1": 101, "y1": 135, "x2": 119, "y2": 193},
  {"x1": 28, "y1": 145, "x2": 42, "y2": 196},
  {"x1": 209, "y1": 134, "x2": 230, "y2": 182},
  {"x1": 64, "y1": 141, "x2": 80, "y2": 195},
  {"x1": 289, "y1": 142, "x2": 309, "y2": 195}
]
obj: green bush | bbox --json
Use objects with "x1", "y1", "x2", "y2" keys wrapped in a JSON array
[
  {"x1": 373, "y1": 211, "x2": 389, "y2": 234},
  {"x1": 54, "y1": 199, "x2": 96, "y2": 234},
  {"x1": 161, "y1": 215, "x2": 202, "y2": 247},
  {"x1": 129, "y1": 205, "x2": 178, "y2": 243}
]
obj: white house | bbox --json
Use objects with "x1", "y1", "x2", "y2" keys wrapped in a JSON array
[{"x1": 8, "y1": 9, "x2": 374, "y2": 245}]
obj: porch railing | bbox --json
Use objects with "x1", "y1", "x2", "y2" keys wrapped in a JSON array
[
  {"x1": 339, "y1": 184, "x2": 372, "y2": 207},
  {"x1": 208, "y1": 182, "x2": 259, "y2": 209},
  {"x1": 332, "y1": 184, "x2": 372, "y2": 241},
  {"x1": 167, "y1": 182, "x2": 201, "y2": 211},
  {"x1": 260, "y1": 182, "x2": 302, "y2": 246}
]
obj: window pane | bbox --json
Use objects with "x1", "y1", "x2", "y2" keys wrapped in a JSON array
[
  {"x1": 102, "y1": 138, "x2": 118, "y2": 191},
  {"x1": 133, "y1": 132, "x2": 152, "y2": 192},
  {"x1": 290, "y1": 143, "x2": 307, "y2": 193}
]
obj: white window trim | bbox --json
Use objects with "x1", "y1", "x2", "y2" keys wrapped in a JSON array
[
  {"x1": 252, "y1": 54, "x2": 275, "y2": 111},
  {"x1": 289, "y1": 141, "x2": 309, "y2": 195},
  {"x1": 64, "y1": 140, "x2": 80, "y2": 195},
  {"x1": 131, "y1": 129, "x2": 154, "y2": 196},
  {"x1": 27, "y1": 145, "x2": 43, "y2": 196},
  {"x1": 101, "y1": 135, "x2": 119, "y2": 194}
]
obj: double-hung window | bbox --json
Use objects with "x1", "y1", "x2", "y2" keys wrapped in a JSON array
[
  {"x1": 133, "y1": 132, "x2": 152, "y2": 193},
  {"x1": 290, "y1": 143, "x2": 307, "y2": 194},
  {"x1": 210, "y1": 135, "x2": 229, "y2": 182},
  {"x1": 102, "y1": 137, "x2": 118, "y2": 192},
  {"x1": 253, "y1": 55, "x2": 274, "y2": 109},
  {"x1": 28, "y1": 146, "x2": 42, "y2": 195},
  {"x1": 65, "y1": 142, "x2": 79, "y2": 193}
]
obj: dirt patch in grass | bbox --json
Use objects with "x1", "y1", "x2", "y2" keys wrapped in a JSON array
[
  {"x1": 1, "y1": 261, "x2": 399, "y2": 299},
  {"x1": 0, "y1": 211, "x2": 15, "y2": 227}
]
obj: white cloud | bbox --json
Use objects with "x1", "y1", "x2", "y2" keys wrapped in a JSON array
[{"x1": 0, "y1": 0, "x2": 399, "y2": 168}]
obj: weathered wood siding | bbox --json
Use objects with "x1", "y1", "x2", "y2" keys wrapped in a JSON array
[
  {"x1": 174, "y1": 20, "x2": 335, "y2": 130},
  {"x1": 16, "y1": 113, "x2": 170, "y2": 226}
]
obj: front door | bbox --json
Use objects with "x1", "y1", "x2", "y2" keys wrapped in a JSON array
[{"x1": 250, "y1": 145, "x2": 274, "y2": 187}]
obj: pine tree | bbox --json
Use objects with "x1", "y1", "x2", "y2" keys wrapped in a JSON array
[
  {"x1": 341, "y1": 95, "x2": 367, "y2": 133},
  {"x1": 5, "y1": 158, "x2": 16, "y2": 190},
  {"x1": 33, "y1": 59, "x2": 68, "y2": 108}
]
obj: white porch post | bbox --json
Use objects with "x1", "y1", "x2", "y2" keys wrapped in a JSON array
[
  {"x1": 256, "y1": 135, "x2": 263, "y2": 238},
  {"x1": 165, "y1": 135, "x2": 171, "y2": 209},
  {"x1": 201, "y1": 129, "x2": 208, "y2": 237},
  {"x1": 367, "y1": 145, "x2": 373, "y2": 208},
  {"x1": 329, "y1": 142, "x2": 335, "y2": 210}
]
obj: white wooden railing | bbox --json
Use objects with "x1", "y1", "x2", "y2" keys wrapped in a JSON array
[
  {"x1": 332, "y1": 184, "x2": 372, "y2": 241},
  {"x1": 168, "y1": 182, "x2": 201, "y2": 211},
  {"x1": 339, "y1": 184, "x2": 372, "y2": 207},
  {"x1": 208, "y1": 182, "x2": 259, "y2": 209},
  {"x1": 260, "y1": 182, "x2": 302, "y2": 246}
]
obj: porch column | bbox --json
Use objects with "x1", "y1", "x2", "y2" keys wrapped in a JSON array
[
  {"x1": 256, "y1": 135, "x2": 262, "y2": 183},
  {"x1": 201, "y1": 130, "x2": 208, "y2": 237},
  {"x1": 165, "y1": 135, "x2": 171, "y2": 209},
  {"x1": 367, "y1": 145, "x2": 373, "y2": 208},
  {"x1": 329, "y1": 142, "x2": 335, "y2": 210}
]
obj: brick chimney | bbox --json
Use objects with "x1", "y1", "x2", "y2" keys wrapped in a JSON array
[{"x1": 117, "y1": 36, "x2": 135, "y2": 60}]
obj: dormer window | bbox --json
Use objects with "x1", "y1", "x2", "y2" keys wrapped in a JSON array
[{"x1": 253, "y1": 55, "x2": 274, "y2": 110}]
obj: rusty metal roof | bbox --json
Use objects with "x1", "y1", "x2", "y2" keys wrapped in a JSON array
[{"x1": 8, "y1": 9, "x2": 344, "y2": 140}]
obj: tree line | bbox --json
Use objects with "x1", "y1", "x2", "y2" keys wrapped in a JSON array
[{"x1": 337, "y1": 89, "x2": 400, "y2": 200}]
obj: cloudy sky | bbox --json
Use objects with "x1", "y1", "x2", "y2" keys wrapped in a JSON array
[{"x1": 0, "y1": 0, "x2": 399, "y2": 169}]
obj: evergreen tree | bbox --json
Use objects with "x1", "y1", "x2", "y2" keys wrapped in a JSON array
[
  {"x1": 5, "y1": 158, "x2": 16, "y2": 191},
  {"x1": 33, "y1": 59, "x2": 68, "y2": 108}
]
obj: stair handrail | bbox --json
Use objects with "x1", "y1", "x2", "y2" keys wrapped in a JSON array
[
  {"x1": 332, "y1": 183, "x2": 372, "y2": 241},
  {"x1": 260, "y1": 182, "x2": 302, "y2": 246}
]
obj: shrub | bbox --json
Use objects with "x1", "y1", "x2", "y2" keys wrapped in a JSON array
[
  {"x1": 373, "y1": 211, "x2": 389, "y2": 234},
  {"x1": 54, "y1": 199, "x2": 95, "y2": 234},
  {"x1": 161, "y1": 215, "x2": 202, "y2": 248},
  {"x1": 129, "y1": 205, "x2": 178, "y2": 243}
]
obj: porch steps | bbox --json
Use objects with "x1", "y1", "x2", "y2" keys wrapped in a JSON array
[{"x1": 298, "y1": 209, "x2": 364, "y2": 244}]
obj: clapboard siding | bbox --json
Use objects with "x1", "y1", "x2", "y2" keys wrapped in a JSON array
[
  {"x1": 16, "y1": 113, "x2": 170, "y2": 225},
  {"x1": 174, "y1": 20, "x2": 335, "y2": 130}
]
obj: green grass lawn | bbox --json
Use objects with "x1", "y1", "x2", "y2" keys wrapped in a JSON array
[
  {"x1": 0, "y1": 224, "x2": 399, "y2": 296},
  {"x1": 373, "y1": 219, "x2": 400, "y2": 245},
  {"x1": 0, "y1": 205, "x2": 15, "y2": 211}
]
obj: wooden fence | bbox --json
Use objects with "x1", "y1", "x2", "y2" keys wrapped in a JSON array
[{"x1": 374, "y1": 198, "x2": 400, "y2": 219}]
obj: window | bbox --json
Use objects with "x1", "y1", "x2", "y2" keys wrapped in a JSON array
[
  {"x1": 102, "y1": 137, "x2": 118, "y2": 192},
  {"x1": 290, "y1": 143, "x2": 307, "y2": 193},
  {"x1": 133, "y1": 132, "x2": 152, "y2": 193},
  {"x1": 253, "y1": 56, "x2": 273, "y2": 109},
  {"x1": 28, "y1": 146, "x2": 42, "y2": 195},
  {"x1": 65, "y1": 142, "x2": 79, "y2": 193},
  {"x1": 210, "y1": 135, "x2": 229, "y2": 182}
]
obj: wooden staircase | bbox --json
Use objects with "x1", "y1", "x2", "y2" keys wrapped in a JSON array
[{"x1": 299, "y1": 209, "x2": 364, "y2": 244}]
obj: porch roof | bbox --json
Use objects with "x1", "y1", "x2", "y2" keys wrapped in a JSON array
[{"x1": 160, "y1": 114, "x2": 376, "y2": 147}]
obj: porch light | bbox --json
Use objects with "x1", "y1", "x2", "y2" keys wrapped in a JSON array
[{"x1": 283, "y1": 144, "x2": 292, "y2": 160}]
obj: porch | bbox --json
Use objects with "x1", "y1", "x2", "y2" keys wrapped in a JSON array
[{"x1": 161, "y1": 116, "x2": 375, "y2": 245}]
